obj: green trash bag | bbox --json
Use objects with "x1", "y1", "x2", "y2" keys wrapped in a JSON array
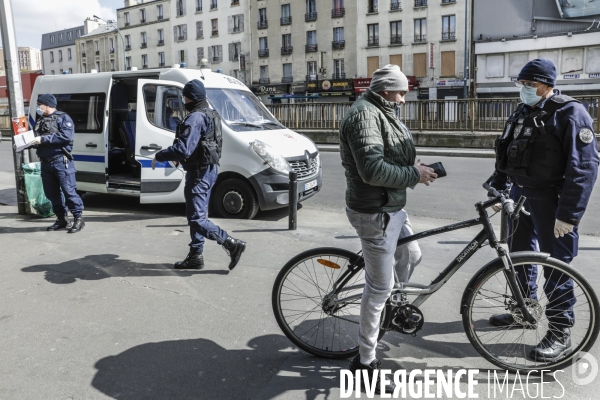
[{"x1": 22, "y1": 162, "x2": 55, "y2": 218}]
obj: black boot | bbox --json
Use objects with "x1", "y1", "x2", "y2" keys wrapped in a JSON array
[
  {"x1": 530, "y1": 327, "x2": 571, "y2": 362},
  {"x1": 47, "y1": 216, "x2": 71, "y2": 231},
  {"x1": 222, "y1": 236, "x2": 246, "y2": 270},
  {"x1": 489, "y1": 313, "x2": 537, "y2": 329},
  {"x1": 174, "y1": 250, "x2": 204, "y2": 270},
  {"x1": 349, "y1": 355, "x2": 396, "y2": 395},
  {"x1": 67, "y1": 217, "x2": 85, "y2": 233}
]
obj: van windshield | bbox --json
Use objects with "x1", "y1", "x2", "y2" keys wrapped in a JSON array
[{"x1": 206, "y1": 88, "x2": 284, "y2": 132}]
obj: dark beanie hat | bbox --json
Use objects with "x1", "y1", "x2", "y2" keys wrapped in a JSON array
[
  {"x1": 182, "y1": 79, "x2": 207, "y2": 101},
  {"x1": 518, "y1": 59, "x2": 557, "y2": 87},
  {"x1": 37, "y1": 93, "x2": 57, "y2": 108}
]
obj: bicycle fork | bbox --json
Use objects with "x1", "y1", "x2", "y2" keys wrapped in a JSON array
[{"x1": 498, "y1": 247, "x2": 537, "y2": 324}]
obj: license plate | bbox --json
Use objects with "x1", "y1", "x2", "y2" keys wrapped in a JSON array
[{"x1": 304, "y1": 180, "x2": 317, "y2": 191}]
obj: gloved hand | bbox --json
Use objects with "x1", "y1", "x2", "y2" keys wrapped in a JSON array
[
  {"x1": 488, "y1": 197, "x2": 502, "y2": 213},
  {"x1": 30, "y1": 136, "x2": 42, "y2": 146},
  {"x1": 554, "y1": 219, "x2": 574, "y2": 238},
  {"x1": 151, "y1": 158, "x2": 158, "y2": 170}
]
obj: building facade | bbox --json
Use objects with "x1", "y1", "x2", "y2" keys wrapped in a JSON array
[
  {"x1": 473, "y1": 0, "x2": 600, "y2": 98},
  {"x1": 0, "y1": 47, "x2": 42, "y2": 74},
  {"x1": 76, "y1": 18, "x2": 124, "y2": 73},
  {"x1": 40, "y1": 26, "x2": 84, "y2": 75}
]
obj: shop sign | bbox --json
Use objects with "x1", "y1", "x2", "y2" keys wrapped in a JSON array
[
  {"x1": 563, "y1": 74, "x2": 580, "y2": 80},
  {"x1": 590, "y1": 73, "x2": 600, "y2": 78},
  {"x1": 307, "y1": 79, "x2": 353, "y2": 92},
  {"x1": 320, "y1": 92, "x2": 353, "y2": 97},
  {"x1": 252, "y1": 84, "x2": 288, "y2": 95},
  {"x1": 436, "y1": 79, "x2": 465, "y2": 87}
]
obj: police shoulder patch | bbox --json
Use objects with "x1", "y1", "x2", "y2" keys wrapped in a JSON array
[
  {"x1": 579, "y1": 128, "x2": 594, "y2": 144},
  {"x1": 66, "y1": 122, "x2": 72, "y2": 127}
]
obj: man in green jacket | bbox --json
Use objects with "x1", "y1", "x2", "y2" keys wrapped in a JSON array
[{"x1": 340, "y1": 64, "x2": 437, "y2": 394}]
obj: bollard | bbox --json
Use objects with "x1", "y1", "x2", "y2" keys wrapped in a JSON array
[{"x1": 289, "y1": 171, "x2": 298, "y2": 230}]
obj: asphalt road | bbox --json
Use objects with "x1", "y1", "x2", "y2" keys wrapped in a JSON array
[{"x1": 310, "y1": 152, "x2": 600, "y2": 236}]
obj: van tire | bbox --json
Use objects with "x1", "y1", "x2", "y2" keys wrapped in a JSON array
[{"x1": 213, "y1": 178, "x2": 259, "y2": 220}]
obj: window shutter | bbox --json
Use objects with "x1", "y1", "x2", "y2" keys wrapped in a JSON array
[
  {"x1": 196, "y1": 21, "x2": 202, "y2": 38},
  {"x1": 176, "y1": 1, "x2": 181, "y2": 16},
  {"x1": 228, "y1": 16, "x2": 233, "y2": 34},
  {"x1": 208, "y1": 46, "x2": 213, "y2": 62},
  {"x1": 229, "y1": 43, "x2": 234, "y2": 61},
  {"x1": 183, "y1": 24, "x2": 187, "y2": 40},
  {"x1": 173, "y1": 26, "x2": 178, "y2": 42},
  {"x1": 239, "y1": 14, "x2": 244, "y2": 32},
  {"x1": 182, "y1": 0, "x2": 186, "y2": 15},
  {"x1": 218, "y1": 45, "x2": 222, "y2": 61}
]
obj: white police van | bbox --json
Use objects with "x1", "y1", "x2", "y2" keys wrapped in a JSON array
[{"x1": 28, "y1": 67, "x2": 322, "y2": 219}]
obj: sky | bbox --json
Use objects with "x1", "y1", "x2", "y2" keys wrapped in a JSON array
[{"x1": 7, "y1": 0, "x2": 126, "y2": 48}]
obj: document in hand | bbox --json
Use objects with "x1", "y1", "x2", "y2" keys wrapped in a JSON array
[{"x1": 14, "y1": 130, "x2": 36, "y2": 152}]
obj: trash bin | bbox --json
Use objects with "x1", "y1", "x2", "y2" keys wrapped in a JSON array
[{"x1": 22, "y1": 162, "x2": 54, "y2": 218}]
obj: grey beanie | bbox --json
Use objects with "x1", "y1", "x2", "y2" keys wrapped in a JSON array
[{"x1": 369, "y1": 64, "x2": 409, "y2": 93}]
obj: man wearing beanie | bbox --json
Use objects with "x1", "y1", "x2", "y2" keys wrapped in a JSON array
[
  {"x1": 490, "y1": 58, "x2": 598, "y2": 361},
  {"x1": 339, "y1": 64, "x2": 437, "y2": 394},
  {"x1": 152, "y1": 79, "x2": 246, "y2": 271},
  {"x1": 30, "y1": 93, "x2": 85, "y2": 232}
]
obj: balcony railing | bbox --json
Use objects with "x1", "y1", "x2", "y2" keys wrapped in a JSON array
[
  {"x1": 305, "y1": 12, "x2": 317, "y2": 22},
  {"x1": 211, "y1": 30, "x2": 218, "y2": 36},
  {"x1": 391, "y1": 1, "x2": 402, "y2": 10},
  {"x1": 141, "y1": 43, "x2": 147, "y2": 48},
  {"x1": 95, "y1": 50, "x2": 100, "y2": 55},
  {"x1": 233, "y1": 54, "x2": 239, "y2": 61},
  {"x1": 282, "y1": 76, "x2": 293, "y2": 83},
  {"x1": 306, "y1": 74, "x2": 318, "y2": 81},
  {"x1": 142, "y1": 64, "x2": 148, "y2": 69},
  {"x1": 332, "y1": 8, "x2": 345, "y2": 18},
  {"x1": 332, "y1": 73, "x2": 346, "y2": 79},
  {"x1": 109, "y1": 48, "x2": 115, "y2": 53},
  {"x1": 258, "y1": 20, "x2": 268, "y2": 29},
  {"x1": 368, "y1": 38, "x2": 379, "y2": 47},
  {"x1": 233, "y1": 26, "x2": 242, "y2": 32},
  {"x1": 368, "y1": 5, "x2": 378, "y2": 13},
  {"x1": 414, "y1": 0, "x2": 427, "y2": 7},
  {"x1": 178, "y1": 35, "x2": 185, "y2": 41},
  {"x1": 210, "y1": 2, "x2": 218, "y2": 10},
  {"x1": 125, "y1": 45, "x2": 131, "y2": 50},
  {"x1": 197, "y1": 6, "x2": 202, "y2": 12},
  {"x1": 158, "y1": 15, "x2": 164, "y2": 20},
  {"x1": 125, "y1": 22, "x2": 130, "y2": 27},
  {"x1": 81, "y1": 52, "x2": 86, "y2": 57},
  {"x1": 158, "y1": 39, "x2": 164, "y2": 45},
  {"x1": 414, "y1": 34, "x2": 427, "y2": 42},
  {"x1": 258, "y1": 48, "x2": 269, "y2": 57},
  {"x1": 442, "y1": 0, "x2": 456, "y2": 3},
  {"x1": 159, "y1": 62, "x2": 165, "y2": 67},
  {"x1": 390, "y1": 35, "x2": 402, "y2": 44},
  {"x1": 212, "y1": 56, "x2": 221, "y2": 62},
  {"x1": 280, "y1": 16, "x2": 292, "y2": 25},
  {"x1": 259, "y1": 78, "x2": 270, "y2": 84},
  {"x1": 332, "y1": 40, "x2": 345, "y2": 50},
  {"x1": 140, "y1": 18, "x2": 146, "y2": 23},
  {"x1": 281, "y1": 46, "x2": 293, "y2": 55},
  {"x1": 442, "y1": 31, "x2": 456, "y2": 40},
  {"x1": 305, "y1": 44, "x2": 318, "y2": 52}
]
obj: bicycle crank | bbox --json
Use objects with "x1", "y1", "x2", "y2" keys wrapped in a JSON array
[{"x1": 382, "y1": 303, "x2": 425, "y2": 336}]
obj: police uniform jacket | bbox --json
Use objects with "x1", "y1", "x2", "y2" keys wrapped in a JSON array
[
  {"x1": 35, "y1": 112, "x2": 75, "y2": 159},
  {"x1": 493, "y1": 91, "x2": 599, "y2": 226}
]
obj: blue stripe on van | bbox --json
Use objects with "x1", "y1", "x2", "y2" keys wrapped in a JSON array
[
  {"x1": 138, "y1": 159, "x2": 172, "y2": 169},
  {"x1": 73, "y1": 154, "x2": 105, "y2": 163},
  {"x1": 29, "y1": 115, "x2": 36, "y2": 129}
]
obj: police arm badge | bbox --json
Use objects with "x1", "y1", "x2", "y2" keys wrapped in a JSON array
[{"x1": 578, "y1": 128, "x2": 594, "y2": 144}]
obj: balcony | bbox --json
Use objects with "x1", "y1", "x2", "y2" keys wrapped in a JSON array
[
  {"x1": 81, "y1": 52, "x2": 86, "y2": 57},
  {"x1": 414, "y1": 34, "x2": 426, "y2": 42},
  {"x1": 281, "y1": 46, "x2": 293, "y2": 55},
  {"x1": 142, "y1": 64, "x2": 148, "y2": 69},
  {"x1": 259, "y1": 78, "x2": 270, "y2": 84},
  {"x1": 282, "y1": 76, "x2": 293, "y2": 83},
  {"x1": 178, "y1": 35, "x2": 185, "y2": 41},
  {"x1": 442, "y1": 0, "x2": 455, "y2": 3},
  {"x1": 140, "y1": 18, "x2": 146, "y2": 23},
  {"x1": 390, "y1": 35, "x2": 402, "y2": 45},
  {"x1": 231, "y1": 0, "x2": 240, "y2": 5},
  {"x1": 212, "y1": 56, "x2": 221, "y2": 63},
  {"x1": 332, "y1": 40, "x2": 345, "y2": 50},
  {"x1": 442, "y1": 31, "x2": 456, "y2": 40},
  {"x1": 280, "y1": 16, "x2": 292, "y2": 25},
  {"x1": 258, "y1": 20, "x2": 268, "y2": 29},
  {"x1": 368, "y1": 5, "x2": 378, "y2": 13},
  {"x1": 159, "y1": 62, "x2": 165, "y2": 67},
  {"x1": 158, "y1": 15, "x2": 164, "y2": 20},
  {"x1": 391, "y1": 1, "x2": 402, "y2": 10},
  {"x1": 158, "y1": 39, "x2": 164, "y2": 46},
  {"x1": 125, "y1": 45, "x2": 131, "y2": 51},
  {"x1": 305, "y1": 44, "x2": 318, "y2": 52},
  {"x1": 211, "y1": 30, "x2": 218, "y2": 36},
  {"x1": 332, "y1": 73, "x2": 346, "y2": 79},
  {"x1": 368, "y1": 38, "x2": 379, "y2": 47},
  {"x1": 306, "y1": 74, "x2": 318, "y2": 81},
  {"x1": 95, "y1": 50, "x2": 100, "y2": 55},
  {"x1": 414, "y1": 0, "x2": 427, "y2": 7},
  {"x1": 141, "y1": 43, "x2": 147, "y2": 48},
  {"x1": 332, "y1": 8, "x2": 345, "y2": 18},
  {"x1": 258, "y1": 48, "x2": 269, "y2": 57},
  {"x1": 305, "y1": 12, "x2": 317, "y2": 22}
]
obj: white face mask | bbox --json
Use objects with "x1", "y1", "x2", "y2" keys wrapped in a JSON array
[{"x1": 520, "y1": 86, "x2": 542, "y2": 106}]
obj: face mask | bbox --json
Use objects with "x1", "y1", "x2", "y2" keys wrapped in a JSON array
[
  {"x1": 36, "y1": 106, "x2": 44, "y2": 116},
  {"x1": 184, "y1": 102, "x2": 196, "y2": 112},
  {"x1": 520, "y1": 86, "x2": 542, "y2": 106}
]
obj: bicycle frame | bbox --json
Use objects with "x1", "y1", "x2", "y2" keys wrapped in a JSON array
[{"x1": 331, "y1": 197, "x2": 535, "y2": 322}]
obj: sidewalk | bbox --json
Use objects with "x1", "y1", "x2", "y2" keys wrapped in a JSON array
[{"x1": 318, "y1": 143, "x2": 496, "y2": 158}]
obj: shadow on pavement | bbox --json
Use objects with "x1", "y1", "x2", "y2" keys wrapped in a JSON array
[{"x1": 21, "y1": 254, "x2": 228, "y2": 284}]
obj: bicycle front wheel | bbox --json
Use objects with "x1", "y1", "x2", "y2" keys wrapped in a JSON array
[
  {"x1": 462, "y1": 252, "x2": 600, "y2": 372},
  {"x1": 272, "y1": 247, "x2": 384, "y2": 359}
]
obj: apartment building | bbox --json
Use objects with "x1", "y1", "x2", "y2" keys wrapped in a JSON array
[
  {"x1": 76, "y1": 18, "x2": 124, "y2": 73},
  {"x1": 0, "y1": 47, "x2": 42, "y2": 74},
  {"x1": 40, "y1": 26, "x2": 84, "y2": 75},
  {"x1": 117, "y1": 0, "x2": 172, "y2": 70}
]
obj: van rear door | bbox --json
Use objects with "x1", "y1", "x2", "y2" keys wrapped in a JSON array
[{"x1": 136, "y1": 79, "x2": 185, "y2": 203}]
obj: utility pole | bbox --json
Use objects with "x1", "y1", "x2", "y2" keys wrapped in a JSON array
[{"x1": 1, "y1": 0, "x2": 31, "y2": 214}]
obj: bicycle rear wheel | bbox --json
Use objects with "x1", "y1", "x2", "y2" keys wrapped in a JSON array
[
  {"x1": 462, "y1": 253, "x2": 600, "y2": 372},
  {"x1": 272, "y1": 247, "x2": 384, "y2": 359}
]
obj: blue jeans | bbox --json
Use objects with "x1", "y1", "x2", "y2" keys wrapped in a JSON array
[
  {"x1": 185, "y1": 166, "x2": 228, "y2": 252},
  {"x1": 40, "y1": 157, "x2": 84, "y2": 219}
]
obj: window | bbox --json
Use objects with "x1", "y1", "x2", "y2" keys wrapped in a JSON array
[
  {"x1": 209, "y1": 45, "x2": 222, "y2": 63},
  {"x1": 391, "y1": 0, "x2": 401, "y2": 10},
  {"x1": 307, "y1": 61, "x2": 317, "y2": 80},
  {"x1": 142, "y1": 54, "x2": 148, "y2": 68},
  {"x1": 441, "y1": 51, "x2": 455, "y2": 76},
  {"x1": 211, "y1": 19, "x2": 218, "y2": 36},
  {"x1": 50, "y1": 35, "x2": 55, "y2": 44},
  {"x1": 367, "y1": 24, "x2": 379, "y2": 46},
  {"x1": 368, "y1": 0, "x2": 378, "y2": 13},
  {"x1": 196, "y1": 47, "x2": 204, "y2": 64},
  {"x1": 414, "y1": 18, "x2": 426, "y2": 42},
  {"x1": 442, "y1": 15, "x2": 455, "y2": 40},
  {"x1": 110, "y1": 59, "x2": 115, "y2": 71},
  {"x1": 282, "y1": 34, "x2": 292, "y2": 54},
  {"x1": 179, "y1": 49, "x2": 186, "y2": 64},
  {"x1": 211, "y1": 0, "x2": 218, "y2": 10},
  {"x1": 68, "y1": 68, "x2": 73, "y2": 74},
  {"x1": 51, "y1": 70, "x2": 55, "y2": 75},
  {"x1": 306, "y1": 0, "x2": 316, "y2": 13},
  {"x1": 281, "y1": 4, "x2": 291, "y2": 24},
  {"x1": 196, "y1": 0, "x2": 203, "y2": 12},
  {"x1": 126, "y1": 57, "x2": 131, "y2": 69},
  {"x1": 58, "y1": 33, "x2": 63, "y2": 42},
  {"x1": 140, "y1": 8, "x2": 146, "y2": 23},
  {"x1": 333, "y1": 27, "x2": 345, "y2": 49},
  {"x1": 60, "y1": 69, "x2": 64, "y2": 74},
  {"x1": 158, "y1": 29, "x2": 165, "y2": 44},
  {"x1": 124, "y1": 12, "x2": 130, "y2": 26},
  {"x1": 95, "y1": 41, "x2": 99, "y2": 52},
  {"x1": 283, "y1": 63, "x2": 293, "y2": 82},
  {"x1": 306, "y1": 30, "x2": 317, "y2": 52},
  {"x1": 390, "y1": 21, "x2": 402, "y2": 44},
  {"x1": 333, "y1": 0, "x2": 345, "y2": 13},
  {"x1": 81, "y1": 43, "x2": 86, "y2": 55},
  {"x1": 231, "y1": 14, "x2": 243, "y2": 32},
  {"x1": 258, "y1": 8, "x2": 267, "y2": 28},
  {"x1": 143, "y1": 84, "x2": 185, "y2": 132},
  {"x1": 229, "y1": 42, "x2": 241, "y2": 61},
  {"x1": 158, "y1": 52, "x2": 166, "y2": 67},
  {"x1": 177, "y1": 0, "x2": 186, "y2": 16},
  {"x1": 413, "y1": 53, "x2": 426, "y2": 77},
  {"x1": 157, "y1": 4, "x2": 164, "y2": 19},
  {"x1": 59, "y1": 50, "x2": 63, "y2": 62},
  {"x1": 175, "y1": 24, "x2": 187, "y2": 41},
  {"x1": 50, "y1": 51, "x2": 54, "y2": 63},
  {"x1": 333, "y1": 59, "x2": 345, "y2": 79},
  {"x1": 259, "y1": 37, "x2": 268, "y2": 56},
  {"x1": 68, "y1": 48, "x2": 72, "y2": 60},
  {"x1": 67, "y1": 31, "x2": 73, "y2": 40},
  {"x1": 125, "y1": 35, "x2": 131, "y2": 49},
  {"x1": 95, "y1": 62, "x2": 100, "y2": 72},
  {"x1": 260, "y1": 65, "x2": 269, "y2": 83},
  {"x1": 196, "y1": 21, "x2": 203, "y2": 38},
  {"x1": 54, "y1": 93, "x2": 106, "y2": 133},
  {"x1": 109, "y1": 38, "x2": 114, "y2": 52},
  {"x1": 415, "y1": 0, "x2": 427, "y2": 6},
  {"x1": 77, "y1": 30, "x2": 81, "y2": 38},
  {"x1": 141, "y1": 32, "x2": 147, "y2": 47}
]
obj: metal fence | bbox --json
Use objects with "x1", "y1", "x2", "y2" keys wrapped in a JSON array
[{"x1": 267, "y1": 97, "x2": 600, "y2": 132}]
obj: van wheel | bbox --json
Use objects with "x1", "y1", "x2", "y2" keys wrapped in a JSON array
[{"x1": 214, "y1": 178, "x2": 259, "y2": 220}]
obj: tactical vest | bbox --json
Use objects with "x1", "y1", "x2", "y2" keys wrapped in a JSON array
[
  {"x1": 494, "y1": 95, "x2": 578, "y2": 185},
  {"x1": 34, "y1": 111, "x2": 65, "y2": 137},
  {"x1": 177, "y1": 108, "x2": 223, "y2": 169}
]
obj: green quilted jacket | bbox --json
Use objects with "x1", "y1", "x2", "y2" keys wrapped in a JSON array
[{"x1": 339, "y1": 90, "x2": 420, "y2": 213}]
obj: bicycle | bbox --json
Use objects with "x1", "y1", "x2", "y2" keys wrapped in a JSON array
[{"x1": 272, "y1": 180, "x2": 599, "y2": 372}]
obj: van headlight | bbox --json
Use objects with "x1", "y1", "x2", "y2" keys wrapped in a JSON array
[{"x1": 251, "y1": 140, "x2": 292, "y2": 174}]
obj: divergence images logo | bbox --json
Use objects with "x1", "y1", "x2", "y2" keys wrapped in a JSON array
[{"x1": 572, "y1": 352, "x2": 598, "y2": 386}]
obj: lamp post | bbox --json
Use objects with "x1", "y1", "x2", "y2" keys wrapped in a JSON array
[{"x1": 93, "y1": 15, "x2": 126, "y2": 71}]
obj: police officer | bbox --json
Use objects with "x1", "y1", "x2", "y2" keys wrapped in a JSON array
[
  {"x1": 490, "y1": 59, "x2": 598, "y2": 362},
  {"x1": 166, "y1": 107, "x2": 181, "y2": 131},
  {"x1": 33, "y1": 94, "x2": 85, "y2": 233},
  {"x1": 152, "y1": 79, "x2": 246, "y2": 270}
]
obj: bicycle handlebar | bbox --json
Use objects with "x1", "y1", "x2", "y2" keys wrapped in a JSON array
[{"x1": 482, "y1": 176, "x2": 528, "y2": 220}]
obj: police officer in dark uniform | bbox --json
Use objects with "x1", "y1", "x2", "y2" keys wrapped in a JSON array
[
  {"x1": 490, "y1": 59, "x2": 598, "y2": 361},
  {"x1": 152, "y1": 80, "x2": 246, "y2": 270},
  {"x1": 34, "y1": 94, "x2": 85, "y2": 233}
]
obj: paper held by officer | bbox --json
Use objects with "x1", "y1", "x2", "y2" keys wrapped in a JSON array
[{"x1": 13, "y1": 130, "x2": 36, "y2": 152}]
